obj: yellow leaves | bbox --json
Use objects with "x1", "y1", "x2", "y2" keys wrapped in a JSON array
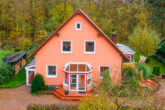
[{"x1": 128, "y1": 26, "x2": 160, "y2": 56}]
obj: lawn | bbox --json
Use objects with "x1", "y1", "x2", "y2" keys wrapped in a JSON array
[
  {"x1": 134, "y1": 53, "x2": 165, "y2": 74},
  {"x1": 0, "y1": 66, "x2": 26, "y2": 88},
  {"x1": 0, "y1": 50, "x2": 13, "y2": 64},
  {"x1": 146, "y1": 57, "x2": 165, "y2": 74}
]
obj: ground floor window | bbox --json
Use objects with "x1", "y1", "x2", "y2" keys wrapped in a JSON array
[
  {"x1": 87, "y1": 73, "x2": 91, "y2": 86},
  {"x1": 46, "y1": 65, "x2": 57, "y2": 77},
  {"x1": 64, "y1": 73, "x2": 68, "y2": 84},
  {"x1": 99, "y1": 66, "x2": 110, "y2": 78}
]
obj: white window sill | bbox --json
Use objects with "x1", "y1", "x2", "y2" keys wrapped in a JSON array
[
  {"x1": 46, "y1": 75, "x2": 57, "y2": 78},
  {"x1": 84, "y1": 52, "x2": 95, "y2": 54}
]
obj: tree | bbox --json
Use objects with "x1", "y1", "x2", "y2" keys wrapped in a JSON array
[
  {"x1": 128, "y1": 26, "x2": 160, "y2": 56},
  {"x1": 148, "y1": 0, "x2": 165, "y2": 39}
]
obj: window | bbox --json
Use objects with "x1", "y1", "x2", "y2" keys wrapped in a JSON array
[
  {"x1": 46, "y1": 65, "x2": 57, "y2": 77},
  {"x1": 87, "y1": 73, "x2": 92, "y2": 86},
  {"x1": 99, "y1": 66, "x2": 110, "y2": 79},
  {"x1": 64, "y1": 73, "x2": 68, "y2": 84},
  {"x1": 76, "y1": 22, "x2": 81, "y2": 30},
  {"x1": 85, "y1": 41, "x2": 95, "y2": 54},
  {"x1": 61, "y1": 40, "x2": 72, "y2": 53}
]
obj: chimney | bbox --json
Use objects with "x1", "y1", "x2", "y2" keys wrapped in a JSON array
[{"x1": 112, "y1": 31, "x2": 117, "y2": 44}]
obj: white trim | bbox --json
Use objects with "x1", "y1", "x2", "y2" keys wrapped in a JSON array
[
  {"x1": 87, "y1": 73, "x2": 92, "y2": 87},
  {"x1": 46, "y1": 64, "x2": 57, "y2": 78},
  {"x1": 84, "y1": 40, "x2": 96, "y2": 54},
  {"x1": 25, "y1": 66, "x2": 35, "y2": 86},
  {"x1": 75, "y1": 22, "x2": 81, "y2": 30},
  {"x1": 63, "y1": 62, "x2": 93, "y2": 73},
  {"x1": 61, "y1": 40, "x2": 72, "y2": 53},
  {"x1": 69, "y1": 74, "x2": 86, "y2": 92},
  {"x1": 99, "y1": 66, "x2": 111, "y2": 79}
]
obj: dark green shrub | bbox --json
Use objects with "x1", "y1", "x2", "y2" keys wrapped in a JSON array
[
  {"x1": 145, "y1": 58, "x2": 150, "y2": 63},
  {"x1": 31, "y1": 74, "x2": 45, "y2": 94},
  {"x1": 153, "y1": 67, "x2": 160, "y2": 76},
  {"x1": 136, "y1": 64, "x2": 150, "y2": 79},
  {"x1": 27, "y1": 43, "x2": 39, "y2": 56},
  {"x1": 0, "y1": 62, "x2": 14, "y2": 84}
]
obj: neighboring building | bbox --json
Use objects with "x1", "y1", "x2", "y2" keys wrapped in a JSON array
[
  {"x1": 111, "y1": 32, "x2": 136, "y2": 63},
  {"x1": 4, "y1": 52, "x2": 27, "y2": 74},
  {"x1": 26, "y1": 9, "x2": 128, "y2": 100}
]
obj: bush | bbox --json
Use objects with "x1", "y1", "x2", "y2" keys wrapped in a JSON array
[
  {"x1": 152, "y1": 54, "x2": 165, "y2": 65},
  {"x1": 152, "y1": 66, "x2": 160, "y2": 76},
  {"x1": 27, "y1": 104, "x2": 77, "y2": 110},
  {"x1": 78, "y1": 95, "x2": 117, "y2": 110},
  {"x1": 21, "y1": 38, "x2": 32, "y2": 50},
  {"x1": 31, "y1": 74, "x2": 45, "y2": 94},
  {"x1": 0, "y1": 62, "x2": 14, "y2": 84},
  {"x1": 27, "y1": 43, "x2": 39, "y2": 56},
  {"x1": 136, "y1": 64, "x2": 150, "y2": 79}
]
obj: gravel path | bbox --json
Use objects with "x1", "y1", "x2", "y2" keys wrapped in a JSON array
[{"x1": 0, "y1": 85, "x2": 77, "y2": 110}]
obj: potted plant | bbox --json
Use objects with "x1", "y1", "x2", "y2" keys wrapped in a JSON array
[{"x1": 64, "y1": 89, "x2": 69, "y2": 95}]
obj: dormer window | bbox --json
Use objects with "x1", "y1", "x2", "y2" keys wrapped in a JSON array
[{"x1": 76, "y1": 22, "x2": 81, "y2": 30}]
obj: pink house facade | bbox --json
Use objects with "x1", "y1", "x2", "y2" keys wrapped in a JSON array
[{"x1": 26, "y1": 9, "x2": 128, "y2": 97}]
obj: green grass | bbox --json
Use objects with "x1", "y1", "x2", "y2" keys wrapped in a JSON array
[
  {"x1": 0, "y1": 66, "x2": 26, "y2": 88},
  {"x1": 134, "y1": 53, "x2": 165, "y2": 74},
  {"x1": 0, "y1": 50, "x2": 13, "y2": 64},
  {"x1": 146, "y1": 57, "x2": 165, "y2": 74}
]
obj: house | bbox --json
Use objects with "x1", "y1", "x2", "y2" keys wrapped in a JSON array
[
  {"x1": 3, "y1": 52, "x2": 27, "y2": 74},
  {"x1": 26, "y1": 9, "x2": 128, "y2": 100}
]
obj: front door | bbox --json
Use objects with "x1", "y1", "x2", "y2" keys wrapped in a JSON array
[{"x1": 69, "y1": 74, "x2": 86, "y2": 92}]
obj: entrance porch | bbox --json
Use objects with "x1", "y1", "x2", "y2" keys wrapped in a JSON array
[{"x1": 54, "y1": 62, "x2": 93, "y2": 100}]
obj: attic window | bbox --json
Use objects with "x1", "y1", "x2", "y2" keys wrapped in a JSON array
[{"x1": 76, "y1": 22, "x2": 81, "y2": 30}]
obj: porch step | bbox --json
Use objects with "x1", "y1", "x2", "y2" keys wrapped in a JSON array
[{"x1": 54, "y1": 88, "x2": 91, "y2": 101}]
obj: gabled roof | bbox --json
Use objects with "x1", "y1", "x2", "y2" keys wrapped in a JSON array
[
  {"x1": 7, "y1": 52, "x2": 27, "y2": 63},
  {"x1": 117, "y1": 43, "x2": 135, "y2": 55},
  {"x1": 28, "y1": 9, "x2": 128, "y2": 60}
]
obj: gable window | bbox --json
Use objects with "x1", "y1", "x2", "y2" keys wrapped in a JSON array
[
  {"x1": 46, "y1": 65, "x2": 57, "y2": 78},
  {"x1": 99, "y1": 66, "x2": 110, "y2": 79},
  {"x1": 76, "y1": 22, "x2": 81, "y2": 30},
  {"x1": 61, "y1": 40, "x2": 72, "y2": 53},
  {"x1": 85, "y1": 41, "x2": 95, "y2": 54}
]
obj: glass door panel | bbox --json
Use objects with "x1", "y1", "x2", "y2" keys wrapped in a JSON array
[
  {"x1": 78, "y1": 75, "x2": 86, "y2": 91},
  {"x1": 70, "y1": 74, "x2": 77, "y2": 90}
]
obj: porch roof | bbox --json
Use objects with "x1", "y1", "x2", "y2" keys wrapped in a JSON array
[
  {"x1": 25, "y1": 58, "x2": 35, "y2": 69},
  {"x1": 63, "y1": 62, "x2": 92, "y2": 73}
]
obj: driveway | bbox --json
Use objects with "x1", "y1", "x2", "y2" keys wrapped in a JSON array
[{"x1": 0, "y1": 85, "x2": 77, "y2": 110}]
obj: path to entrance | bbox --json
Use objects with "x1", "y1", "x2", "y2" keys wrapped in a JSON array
[{"x1": 0, "y1": 85, "x2": 78, "y2": 110}]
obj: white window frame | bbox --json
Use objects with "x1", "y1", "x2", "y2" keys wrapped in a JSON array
[
  {"x1": 87, "y1": 73, "x2": 92, "y2": 86},
  {"x1": 46, "y1": 65, "x2": 57, "y2": 78},
  {"x1": 61, "y1": 40, "x2": 72, "y2": 53},
  {"x1": 75, "y1": 22, "x2": 81, "y2": 30},
  {"x1": 84, "y1": 40, "x2": 96, "y2": 54},
  {"x1": 99, "y1": 66, "x2": 110, "y2": 79}
]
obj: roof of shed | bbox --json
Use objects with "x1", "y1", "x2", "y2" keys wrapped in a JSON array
[
  {"x1": 7, "y1": 52, "x2": 27, "y2": 63},
  {"x1": 116, "y1": 43, "x2": 135, "y2": 55}
]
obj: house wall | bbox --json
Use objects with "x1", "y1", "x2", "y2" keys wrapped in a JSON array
[{"x1": 35, "y1": 14, "x2": 122, "y2": 86}]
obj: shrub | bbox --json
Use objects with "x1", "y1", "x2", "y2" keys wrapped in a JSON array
[
  {"x1": 136, "y1": 64, "x2": 150, "y2": 79},
  {"x1": 0, "y1": 62, "x2": 14, "y2": 84},
  {"x1": 27, "y1": 43, "x2": 39, "y2": 56},
  {"x1": 27, "y1": 104, "x2": 77, "y2": 110},
  {"x1": 152, "y1": 66, "x2": 160, "y2": 76},
  {"x1": 31, "y1": 74, "x2": 45, "y2": 94},
  {"x1": 78, "y1": 95, "x2": 117, "y2": 110},
  {"x1": 21, "y1": 38, "x2": 32, "y2": 50}
]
